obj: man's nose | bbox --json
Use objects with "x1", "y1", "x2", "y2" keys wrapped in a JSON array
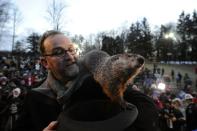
[{"x1": 64, "y1": 52, "x2": 75, "y2": 61}]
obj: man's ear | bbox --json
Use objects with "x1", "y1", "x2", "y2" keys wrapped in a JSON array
[{"x1": 40, "y1": 57, "x2": 49, "y2": 69}]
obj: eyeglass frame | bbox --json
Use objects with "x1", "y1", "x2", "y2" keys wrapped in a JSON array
[{"x1": 43, "y1": 47, "x2": 78, "y2": 57}]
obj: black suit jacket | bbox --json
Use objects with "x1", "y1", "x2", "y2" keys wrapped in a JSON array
[{"x1": 14, "y1": 75, "x2": 158, "y2": 131}]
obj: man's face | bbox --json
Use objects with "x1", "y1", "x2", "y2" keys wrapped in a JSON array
[{"x1": 43, "y1": 34, "x2": 79, "y2": 82}]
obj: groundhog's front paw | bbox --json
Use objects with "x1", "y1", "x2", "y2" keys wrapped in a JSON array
[{"x1": 120, "y1": 101, "x2": 135, "y2": 111}]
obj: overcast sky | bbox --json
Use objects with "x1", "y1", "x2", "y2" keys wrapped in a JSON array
[{"x1": 1, "y1": 0, "x2": 197, "y2": 50}]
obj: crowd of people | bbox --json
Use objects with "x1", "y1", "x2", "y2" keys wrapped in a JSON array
[
  {"x1": 134, "y1": 66, "x2": 197, "y2": 131},
  {"x1": 0, "y1": 30, "x2": 196, "y2": 131},
  {"x1": 0, "y1": 54, "x2": 46, "y2": 131}
]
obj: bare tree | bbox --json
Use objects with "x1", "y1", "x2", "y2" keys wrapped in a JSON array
[
  {"x1": 71, "y1": 34, "x2": 84, "y2": 49},
  {"x1": 46, "y1": 0, "x2": 66, "y2": 31},
  {"x1": 94, "y1": 32, "x2": 106, "y2": 50},
  {"x1": 11, "y1": 7, "x2": 22, "y2": 52}
]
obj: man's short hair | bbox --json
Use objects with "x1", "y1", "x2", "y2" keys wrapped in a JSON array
[{"x1": 39, "y1": 30, "x2": 63, "y2": 55}]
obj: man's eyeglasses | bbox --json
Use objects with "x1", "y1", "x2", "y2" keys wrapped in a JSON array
[{"x1": 44, "y1": 47, "x2": 77, "y2": 57}]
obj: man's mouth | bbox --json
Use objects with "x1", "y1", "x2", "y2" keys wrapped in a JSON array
[{"x1": 65, "y1": 62, "x2": 76, "y2": 67}]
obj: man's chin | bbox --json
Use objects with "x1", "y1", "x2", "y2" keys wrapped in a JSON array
[{"x1": 64, "y1": 64, "x2": 79, "y2": 79}]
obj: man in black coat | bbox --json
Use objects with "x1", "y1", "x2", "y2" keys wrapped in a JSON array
[
  {"x1": 185, "y1": 94, "x2": 197, "y2": 131},
  {"x1": 14, "y1": 30, "x2": 159, "y2": 131}
]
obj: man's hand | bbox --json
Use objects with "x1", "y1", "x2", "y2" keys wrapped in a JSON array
[
  {"x1": 43, "y1": 121, "x2": 58, "y2": 131},
  {"x1": 10, "y1": 103, "x2": 17, "y2": 114}
]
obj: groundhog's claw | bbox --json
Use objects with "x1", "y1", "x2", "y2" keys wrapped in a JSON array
[{"x1": 120, "y1": 101, "x2": 134, "y2": 111}]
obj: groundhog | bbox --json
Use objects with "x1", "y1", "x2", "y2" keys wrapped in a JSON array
[{"x1": 82, "y1": 50, "x2": 144, "y2": 109}]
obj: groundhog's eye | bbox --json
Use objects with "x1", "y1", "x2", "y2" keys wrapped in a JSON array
[{"x1": 131, "y1": 59, "x2": 135, "y2": 62}]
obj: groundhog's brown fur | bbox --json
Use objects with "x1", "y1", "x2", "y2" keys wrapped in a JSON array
[{"x1": 82, "y1": 50, "x2": 144, "y2": 108}]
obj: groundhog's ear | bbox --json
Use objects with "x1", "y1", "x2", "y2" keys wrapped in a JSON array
[{"x1": 40, "y1": 57, "x2": 49, "y2": 69}]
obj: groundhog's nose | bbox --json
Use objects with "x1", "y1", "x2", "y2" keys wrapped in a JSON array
[{"x1": 137, "y1": 56, "x2": 144, "y2": 66}]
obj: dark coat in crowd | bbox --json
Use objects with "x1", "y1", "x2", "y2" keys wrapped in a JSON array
[
  {"x1": 186, "y1": 102, "x2": 197, "y2": 131},
  {"x1": 170, "y1": 107, "x2": 185, "y2": 131},
  {"x1": 13, "y1": 71, "x2": 158, "y2": 131}
]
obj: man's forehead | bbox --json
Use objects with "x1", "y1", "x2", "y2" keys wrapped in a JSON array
[
  {"x1": 45, "y1": 34, "x2": 71, "y2": 44},
  {"x1": 44, "y1": 34, "x2": 73, "y2": 50}
]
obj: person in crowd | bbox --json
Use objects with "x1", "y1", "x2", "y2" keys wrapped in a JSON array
[
  {"x1": 184, "y1": 73, "x2": 192, "y2": 87},
  {"x1": 185, "y1": 94, "x2": 197, "y2": 131},
  {"x1": 153, "y1": 64, "x2": 157, "y2": 74},
  {"x1": 13, "y1": 30, "x2": 159, "y2": 131},
  {"x1": 4, "y1": 87, "x2": 23, "y2": 131},
  {"x1": 170, "y1": 98, "x2": 185, "y2": 131},
  {"x1": 153, "y1": 97, "x2": 163, "y2": 111},
  {"x1": 196, "y1": 79, "x2": 197, "y2": 90},
  {"x1": 158, "y1": 99, "x2": 172, "y2": 131},
  {"x1": 171, "y1": 69, "x2": 175, "y2": 81},
  {"x1": 159, "y1": 98, "x2": 185, "y2": 131},
  {"x1": 176, "y1": 72, "x2": 182, "y2": 87},
  {"x1": 161, "y1": 68, "x2": 165, "y2": 76},
  {"x1": 192, "y1": 92, "x2": 197, "y2": 104}
]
